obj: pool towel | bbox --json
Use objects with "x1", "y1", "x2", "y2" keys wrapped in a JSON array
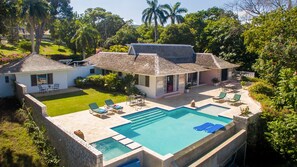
[
  {"x1": 193, "y1": 122, "x2": 214, "y2": 131},
  {"x1": 205, "y1": 124, "x2": 225, "y2": 133}
]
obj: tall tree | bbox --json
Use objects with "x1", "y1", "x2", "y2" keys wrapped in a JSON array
[
  {"x1": 158, "y1": 23, "x2": 194, "y2": 45},
  {"x1": 21, "y1": 0, "x2": 49, "y2": 53},
  {"x1": 162, "y1": 2, "x2": 188, "y2": 24},
  {"x1": 142, "y1": 0, "x2": 166, "y2": 42},
  {"x1": 71, "y1": 21, "x2": 99, "y2": 59}
]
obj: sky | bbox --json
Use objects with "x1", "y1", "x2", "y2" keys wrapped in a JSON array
[{"x1": 70, "y1": 0, "x2": 235, "y2": 24}]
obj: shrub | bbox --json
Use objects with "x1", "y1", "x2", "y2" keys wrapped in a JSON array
[
  {"x1": 241, "y1": 76, "x2": 264, "y2": 83},
  {"x1": 103, "y1": 73, "x2": 119, "y2": 91},
  {"x1": 87, "y1": 75, "x2": 104, "y2": 87},
  {"x1": 211, "y1": 77, "x2": 220, "y2": 83},
  {"x1": 248, "y1": 82, "x2": 274, "y2": 97},
  {"x1": 74, "y1": 77, "x2": 87, "y2": 88},
  {"x1": 241, "y1": 81, "x2": 246, "y2": 86},
  {"x1": 18, "y1": 40, "x2": 31, "y2": 52}
]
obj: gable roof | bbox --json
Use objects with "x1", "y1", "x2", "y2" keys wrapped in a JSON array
[
  {"x1": 85, "y1": 52, "x2": 193, "y2": 76},
  {"x1": 0, "y1": 54, "x2": 72, "y2": 74},
  {"x1": 177, "y1": 63, "x2": 209, "y2": 72},
  {"x1": 195, "y1": 53, "x2": 240, "y2": 69},
  {"x1": 128, "y1": 43, "x2": 195, "y2": 64}
]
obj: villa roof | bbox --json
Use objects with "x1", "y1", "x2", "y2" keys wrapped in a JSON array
[
  {"x1": 177, "y1": 63, "x2": 209, "y2": 72},
  {"x1": 128, "y1": 43, "x2": 195, "y2": 63},
  {"x1": 0, "y1": 54, "x2": 72, "y2": 74},
  {"x1": 85, "y1": 52, "x2": 193, "y2": 76},
  {"x1": 195, "y1": 53, "x2": 240, "y2": 69}
]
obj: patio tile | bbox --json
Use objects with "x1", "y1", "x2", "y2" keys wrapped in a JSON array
[
  {"x1": 126, "y1": 142, "x2": 142, "y2": 150},
  {"x1": 112, "y1": 134, "x2": 126, "y2": 141},
  {"x1": 119, "y1": 138, "x2": 133, "y2": 145}
]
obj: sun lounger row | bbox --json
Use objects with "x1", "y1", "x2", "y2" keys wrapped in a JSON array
[
  {"x1": 212, "y1": 92, "x2": 241, "y2": 105},
  {"x1": 89, "y1": 99, "x2": 123, "y2": 118}
]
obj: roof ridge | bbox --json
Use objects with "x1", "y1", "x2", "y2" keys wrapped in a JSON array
[
  {"x1": 130, "y1": 43, "x2": 193, "y2": 47},
  {"x1": 211, "y1": 54, "x2": 221, "y2": 69}
]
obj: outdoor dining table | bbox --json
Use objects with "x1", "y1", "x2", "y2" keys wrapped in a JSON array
[
  {"x1": 224, "y1": 83, "x2": 236, "y2": 92},
  {"x1": 128, "y1": 94, "x2": 145, "y2": 106}
]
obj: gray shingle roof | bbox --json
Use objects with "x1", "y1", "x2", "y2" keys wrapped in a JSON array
[
  {"x1": 128, "y1": 43, "x2": 195, "y2": 63},
  {"x1": 0, "y1": 54, "x2": 72, "y2": 74},
  {"x1": 195, "y1": 53, "x2": 240, "y2": 69},
  {"x1": 177, "y1": 63, "x2": 209, "y2": 72},
  {"x1": 85, "y1": 52, "x2": 193, "y2": 76}
]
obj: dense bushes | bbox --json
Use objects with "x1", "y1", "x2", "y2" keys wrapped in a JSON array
[
  {"x1": 18, "y1": 40, "x2": 31, "y2": 52},
  {"x1": 248, "y1": 82, "x2": 274, "y2": 102},
  {"x1": 75, "y1": 73, "x2": 140, "y2": 95}
]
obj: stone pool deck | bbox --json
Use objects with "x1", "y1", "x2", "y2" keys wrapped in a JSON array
[{"x1": 51, "y1": 85, "x2": 261, "y2": 143}]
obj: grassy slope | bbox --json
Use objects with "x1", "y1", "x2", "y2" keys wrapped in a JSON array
[
  {"x1": 0, "y1": 41, "x2": 72, "y2": 56},
  {"x1": 38, "y1": 88, "x2": 126, "y2": 117},
  {"x1": 0, "y1": 98, "x2": 45, "y2": 166}
]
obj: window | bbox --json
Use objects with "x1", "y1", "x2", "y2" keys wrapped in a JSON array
[
  {"x1": 118, "y1": 72, "x2": 123, "y2": 77},
  {"x1": 5, "y1": 76, "x2": 9, "y2": 83},
  {"x1": 145, "y1": 76, "x2": 150, "y2": 87},
  {"x1": 90, "y1": 69, "x2": 95, "y2": 74},
  {"x1": 134, "y1": 74, "x2": 139, "y2": 85},
  {"x1": 31, "y1": 73, "x2": 53, "y2": 86},
  {"x1": 135, "y1": 75, "x2": 150, "y2": 87}
]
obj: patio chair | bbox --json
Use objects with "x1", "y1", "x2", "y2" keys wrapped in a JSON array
[
  {"x1": 212, "y1": 92, "x2": 227, "y2": 102},
  {"x1": 88, "y1": 103, "x2": 107, "y2": 118},
  {"x1": 38, "y1": 85, "x2": 47, "y2": 93},
  {"x1": 228, "y1": 94, "x2": 241, "y2": 105},
  {"x1": 105, "y1": 99, "x2": 123, "y2": 113},
  {"x1": 53, "y1": 83, "x2": 59, "y2": 90}
]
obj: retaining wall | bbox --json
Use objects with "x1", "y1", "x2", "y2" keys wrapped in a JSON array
[{"x1": 16, "y1": 83, "x2": 103, "y2": 167}]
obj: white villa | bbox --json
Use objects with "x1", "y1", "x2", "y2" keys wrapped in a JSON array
[
  {"x1": 0, "y1": 43, "x2": 239, "y2": 98},
  {"x1": 86, "y1": 43, "x2": 239, "y2": 98}
]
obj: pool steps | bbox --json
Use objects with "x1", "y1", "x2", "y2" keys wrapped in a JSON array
[
  {"x1": 112, "y1": 134, "x2": 142, "y2": 150},
  {"x1": 124, "y1": 108, "x2": 164, "y2": 119},
  {"x1": 124, "y1": 109, "x2": 167, "y2": 130}
]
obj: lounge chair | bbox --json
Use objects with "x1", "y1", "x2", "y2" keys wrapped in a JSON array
[
  {"x1": 228, "y1": 94, "x2": 241, "y2": 105},
  {"x1": 205, "y1": 124, "x2": 225, "y2": 133},
  {"x1": 212, "y1": 92, "x2": 227, "y2": 102},
  {"x1": 193, "y1": 122, "x2": 214, "y2": 131},
  {"x1": 89, "y1": 103, "x2": 107, "y2": 117},
  {"x1": 105, "y1": 99, "x2": 123, "y2": 112}
]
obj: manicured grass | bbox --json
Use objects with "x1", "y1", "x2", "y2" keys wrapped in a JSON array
[
  {"x1": 0, "y1": 121, "x2": 45, "y2": 166},
  {"x1": 0, "y1": 41, "x2": 72, "y2": 56},
  {"x1": 37, "y1": 88, "x2": 127, "y2": 117}
]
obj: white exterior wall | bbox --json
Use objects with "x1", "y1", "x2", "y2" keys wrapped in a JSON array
[
  {"x1": 0, "y1": 74, "x2": 16, "y2": 97},
  {"x1": 67, "y1": 65, "x2": 95, "y2": 86},
  {"x1": 136, "y1": 76, "x2": 156, "y2": 98},
  {"x1": 15, "y1": 71, "x2": 69, "y2": 93}
]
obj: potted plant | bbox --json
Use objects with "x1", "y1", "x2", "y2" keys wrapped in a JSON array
[
  {"x1": 211, "y1": 77, "x2": 220, "y2": 86},
  {"x1": 185, "y1": 84, "x2": 191, "y2": 93}
]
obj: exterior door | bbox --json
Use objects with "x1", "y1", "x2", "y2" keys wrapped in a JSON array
[
  {"x1": 221, "y1": 69, "x2": 228, "y2": 81},
  {"x1": 167, "y1": 75, "x2": 174, "y2": 93}
]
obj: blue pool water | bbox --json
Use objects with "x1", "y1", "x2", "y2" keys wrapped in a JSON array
[
  {"x1": 112, "y1": 107, "x2": 232, "y2": 155},
  {"x1": 198, "y1": 104, "x2": 230, "y2": 116},
  {"x1": 91, "y1": 138, "x2": 131, "y2": 161}
]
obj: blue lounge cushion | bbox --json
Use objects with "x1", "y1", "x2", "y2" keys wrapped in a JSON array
[
  {"x1": 118, "y1": 159, "x2": 140, "y2": 167},
  {"x1": 93, "y1": 108, "x2": 107, "y2": 114},
  {"x1": 114, "y1": 105, "x2": 123, "y2": 110},
  {"x1": 205, "y1": 124, "x2": 225, "y2": 133},
  {"x1": 193, "y1": 122, "x2": 214, "y2": 131}
]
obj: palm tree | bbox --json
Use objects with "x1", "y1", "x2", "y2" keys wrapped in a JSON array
[
  {"x1": 142, "y1": 0, "x2": 166, "y2": 42},
  {"x1": 162, "y1": 2, "x2": 188, "y2": 24},
  {"x1": 71, "y1": 21, "x2": 99, "y2": 59},
  {"x1": 21, "y1": 0, "x2": 49, "y2": 53}
]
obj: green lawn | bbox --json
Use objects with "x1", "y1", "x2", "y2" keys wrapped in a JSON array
[
  {"x1": 37, "y1": 88, "x2": 127, "y2": 117},
  {"x1": 0, "y1": 121, "x2": 45, "y2": 166},
  {"x1": 0, "y1": 41, "x2": 72, "y2": 56}
]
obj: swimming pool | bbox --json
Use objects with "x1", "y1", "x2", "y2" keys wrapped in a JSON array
[
  {"x1": 112, "y1": 107, "x2": 232, "y2": 155},
  {"x1": 91, "y1": 137, "x2": 131, "y2": 161},
  {"x1": 198, "y1": 104, "x2": 230, "y2": 116}
]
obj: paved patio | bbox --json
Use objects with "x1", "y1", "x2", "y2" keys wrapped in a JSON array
[{"x1": 51, "y1": 84, "x2": 261, "y2": 143}]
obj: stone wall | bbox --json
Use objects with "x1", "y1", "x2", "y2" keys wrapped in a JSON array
[
  {"x1": 15, "y1": 83, "x2": 103, "y2": 167},
  {"x1": 189, "y1": 130, "x2": 247, "y2": 167},
  {"x1": 174, "y1": 122, "x2": 236, "y2": 167}
]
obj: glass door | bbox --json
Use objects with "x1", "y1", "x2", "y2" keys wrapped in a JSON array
[{"x1": 167, "y1": 75, "x2": 174, "y2": 93}]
